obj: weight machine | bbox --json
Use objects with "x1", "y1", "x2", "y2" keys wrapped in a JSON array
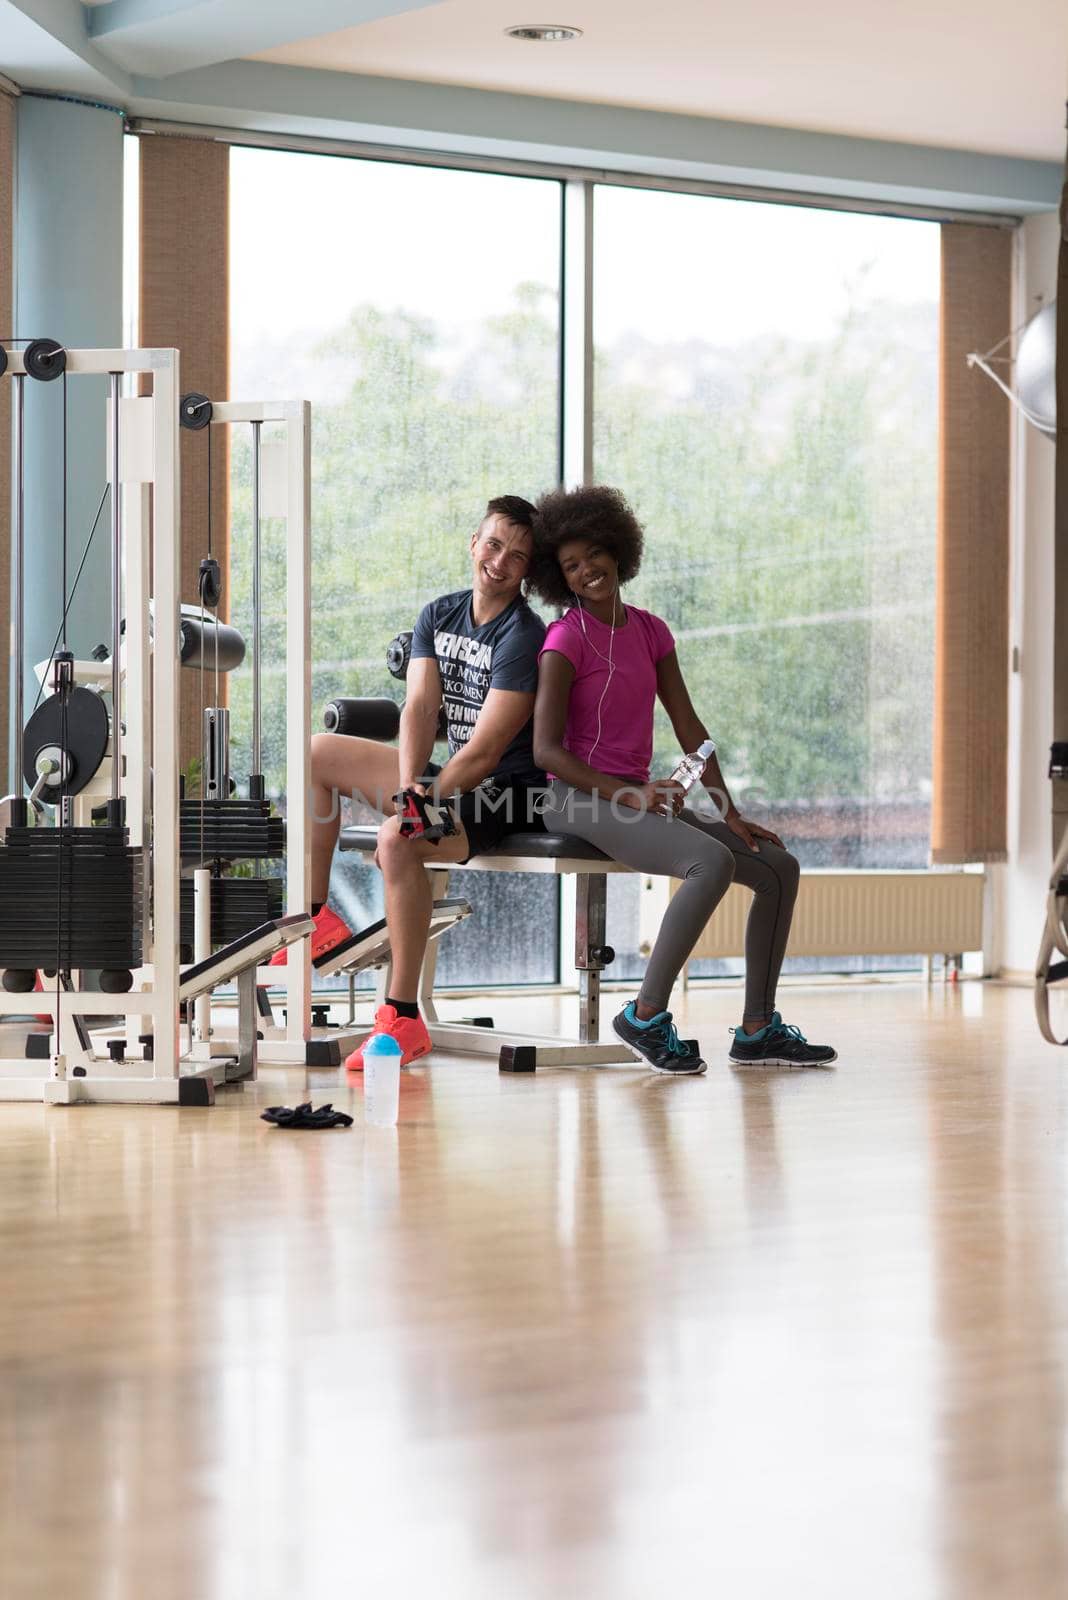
[
  {"x1": 0, "y1": 346, "x2": 312, "y2": 1103},
  {"x1": 175, "y1": 391, "x2": 360, "y2": 1067},
  {"x1": 1036, "y1": 742, "x2": 1068, "y2": 1044}
]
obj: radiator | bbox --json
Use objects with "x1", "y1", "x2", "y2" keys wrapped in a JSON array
[{"x1": 639, "y1": 871, "x2": 986, "y2": 961}]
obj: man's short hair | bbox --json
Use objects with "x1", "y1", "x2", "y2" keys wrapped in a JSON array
[{"x1": 483, "y1": 495, "x2": 536, "y2": 534}]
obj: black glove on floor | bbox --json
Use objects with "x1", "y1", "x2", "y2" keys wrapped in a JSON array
[{"x1": 261, "y1": 1101, "x2": 353, "y2": 1130}]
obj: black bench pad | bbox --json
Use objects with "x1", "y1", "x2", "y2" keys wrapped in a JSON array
[{"x1": 338, "y1": 825, "x2": 611, "y2": 864}]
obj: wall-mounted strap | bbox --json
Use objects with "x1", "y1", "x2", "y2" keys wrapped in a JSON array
[
  {"x1": 1052, "y1": 152, "x2": 1068, "y2": 857},
  {"x1": 0, "y1": 92, "x2": 13, "y2": 781}
]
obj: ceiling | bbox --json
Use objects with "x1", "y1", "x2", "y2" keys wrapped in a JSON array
[
  {"x1": 0, "y1": 0, "x2": 1060, "y2": 216},
  {"x1": 251, "y1": 0, "x2": 1068, "y2": 162}
]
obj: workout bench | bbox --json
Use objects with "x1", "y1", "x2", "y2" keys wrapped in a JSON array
[{"x1": 336, "y1": 827, "x2": 632, "y2": 1071}]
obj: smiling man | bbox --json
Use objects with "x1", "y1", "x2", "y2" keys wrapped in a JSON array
[{"x1": 287, "y1": 495, "x2": 547, "y2": 1068}]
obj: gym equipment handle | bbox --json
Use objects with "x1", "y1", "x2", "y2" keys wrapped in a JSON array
[{"x1": 323, "y1": 697, "x2": 401, "y2": 741}]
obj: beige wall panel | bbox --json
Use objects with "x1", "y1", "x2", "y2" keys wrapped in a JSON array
[
  {"x1": 933, "y1": 224, "x2": 1013, "y2": 863},
  {"x1": 138, "y1": 135, "x2": 230, "y2": 767}
]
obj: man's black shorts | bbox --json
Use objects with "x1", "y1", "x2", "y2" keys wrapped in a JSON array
[{"x1": 422, "y1": 768, "x2": 547, "y2": 862}]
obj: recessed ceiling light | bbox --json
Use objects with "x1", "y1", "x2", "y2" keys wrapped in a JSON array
[{"x1": 505, "y1": 24, "x2": 583, "y2": 42}]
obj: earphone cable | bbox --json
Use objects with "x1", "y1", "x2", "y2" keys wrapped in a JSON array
[{"x1": 576, "y1": 591, "x2": 619, "y2": 772}]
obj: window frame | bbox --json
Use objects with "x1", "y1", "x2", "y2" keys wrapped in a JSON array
[{"x1": 195, "y1": 122, "x2": 983, "y2": 983}]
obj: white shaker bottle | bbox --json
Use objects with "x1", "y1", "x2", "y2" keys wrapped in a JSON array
[{"x1": 363, "y1": 1033, "x2": 403, "y2": 1127}]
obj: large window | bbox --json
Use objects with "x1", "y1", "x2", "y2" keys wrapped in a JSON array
[
  {"x1": 228, "y1": 149, "x2": 562, "y2": 984},
  {"x1": 592, "y1": 185, "x2": 940, "y2": 975},
  {"x1": 226, "y1": 149, "x2": 942, "y2": 988}
]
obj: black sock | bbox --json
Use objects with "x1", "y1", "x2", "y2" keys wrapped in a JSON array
[
  {"x1": 386, "y1": 996, "x2": 419, "y2": 1020},
  {"x1": 311, "y1": 902, "x2": 324, "y2": 916}
]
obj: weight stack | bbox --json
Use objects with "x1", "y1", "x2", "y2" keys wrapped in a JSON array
[
  {"x1": 179, "y1": 876, "x2": 283, "y2": 959},
  {"x1": 180, "y1": 798, "x2": 285, "y2": 865},
  {"x1": 0, "y1": 826, "x2": 142, "y2": 970}
]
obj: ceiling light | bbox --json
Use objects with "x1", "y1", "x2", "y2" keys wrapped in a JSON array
[{"x1": 505, "y1": 25, "x2": 583, "y2": 42}]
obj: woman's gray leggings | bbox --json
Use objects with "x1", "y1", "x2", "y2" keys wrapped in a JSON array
[{"x1": 543, "y1": 780, "x2": 800, "y2": 1021}]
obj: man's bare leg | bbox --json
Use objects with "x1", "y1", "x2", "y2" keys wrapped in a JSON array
[
  {"x1": 309, "y1": 733, "x2": 403, "y2": 904},
  {"x1": 374, "y1": 815, "x2": 470, "y2": 1002}
]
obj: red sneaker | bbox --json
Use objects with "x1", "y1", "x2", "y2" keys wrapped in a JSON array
[
  {"x1": 345, "y1": 1005, "x2": 432, "y2": 1072},
  {"x1": 269, "y1": 904, "x2": 352, "y2": 966}
]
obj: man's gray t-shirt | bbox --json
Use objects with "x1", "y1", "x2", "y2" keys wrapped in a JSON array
[{"x1": 410, "y1": 589, "x2": 546, "y2": 784}]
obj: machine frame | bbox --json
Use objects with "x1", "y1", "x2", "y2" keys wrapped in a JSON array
[{"x1": 0, "y1": 351, "x2": 312, "y2": 1103}]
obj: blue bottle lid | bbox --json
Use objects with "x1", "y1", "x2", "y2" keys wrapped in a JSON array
[{"x1": 362, "y1": 1032, "x2": 404, "y2": 1057}]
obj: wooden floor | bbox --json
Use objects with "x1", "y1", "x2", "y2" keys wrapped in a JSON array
[{"x1": 2, "y1": 980, "x2": 1067, "y2": 1599}]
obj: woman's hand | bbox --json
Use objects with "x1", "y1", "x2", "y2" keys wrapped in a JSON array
[
  {"x1": 724, "y1": 809, "x2": 784, "y2": 852},
  {"x1": 617, "y1": 780, "x2": 687, "y2": 817}
]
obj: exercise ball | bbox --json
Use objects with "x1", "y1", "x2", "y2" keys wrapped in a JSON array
[{"x1": 1017, "y1": 302, "x2": 1056, "y2": 439}]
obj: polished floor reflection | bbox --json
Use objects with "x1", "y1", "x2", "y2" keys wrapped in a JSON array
[{"x1": 1, "y1": 981, "x2": 1067, "y2": 1599}]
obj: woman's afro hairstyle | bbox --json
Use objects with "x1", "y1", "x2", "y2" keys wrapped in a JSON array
[{"x1": 527, "y1": 484, "x2": 645, "y2": 610}]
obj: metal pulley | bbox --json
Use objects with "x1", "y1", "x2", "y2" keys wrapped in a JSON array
[
  {"x1": 180, "y1": 392, "x2": 213, "y2": 431},
  {"x1": 24, "y1": 338, "x2": 66, "y2": 382},
  {"x1": 199, "y1": 557, "x2": 222, "y2": 610},
  {"x1": 22, "y1": 687, "x2": 110, "y2": 801}
]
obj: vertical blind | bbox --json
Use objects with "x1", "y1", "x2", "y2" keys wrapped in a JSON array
[
  {"x1": 138, "y1": 134, "x2": 231, "y2": 765},
  {"x1": 932, "y1": 223, "x2": 1013, "y2": 863}
]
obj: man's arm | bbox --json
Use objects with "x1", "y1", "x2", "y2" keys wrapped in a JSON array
[
  {"x1": 433, "y1": 688, "x2": 534, "y2": 794},
  {"x1": 398, "y1": 657, "x2": 443, "y2": 792}
]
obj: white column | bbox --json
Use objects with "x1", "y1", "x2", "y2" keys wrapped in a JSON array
[
  {"x1": 13, "y1": 96, "x2": 124, "y2": 734},
  {"x1": 996, "y1": 211, "x2": 1059, "y2": 977},
  {"x1": 284, "y1": 402, "x2": 313, "y2": 1045},
  {"x1": 150, "y1": 352, "x2": 182, "y2": 1075},
  {"x1": 561, "y1": 179, "x2": 594, "y2": 488}
]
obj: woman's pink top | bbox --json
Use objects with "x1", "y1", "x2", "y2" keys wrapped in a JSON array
[{"x1": 539, "y1": 604, "x2": 676, "y2": 783}]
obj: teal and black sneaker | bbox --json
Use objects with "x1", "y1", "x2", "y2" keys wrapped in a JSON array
[
  {"x1": 612, "y1": 1002, "x2": 707, "y2": 1075},
  {"x1": 728, "y1": 1012, "x2": 837, "y2": 1068}
]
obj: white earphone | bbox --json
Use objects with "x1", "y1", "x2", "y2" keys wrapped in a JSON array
[{"x1": 576, "y1": 590, "x2": 620, "y2": 770}]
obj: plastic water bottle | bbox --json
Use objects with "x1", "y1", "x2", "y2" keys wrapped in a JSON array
[
  {"x1": 668, "y1": 738, "x2": 716, "y2": 795},
  {"x1": 363, "y1": 1034, "x2": 403, "y2": 1127}
]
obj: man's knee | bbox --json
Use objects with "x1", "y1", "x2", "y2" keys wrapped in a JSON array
[
  {"x1": 375, "y1": 819, "x2": 410, "y2": 875},
  {"x1": 310, "y1": 731, "x2": 349, "y2": 786},
  {"x1": 310, "y1": 732, "x2": 380, "y2": 807}
]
